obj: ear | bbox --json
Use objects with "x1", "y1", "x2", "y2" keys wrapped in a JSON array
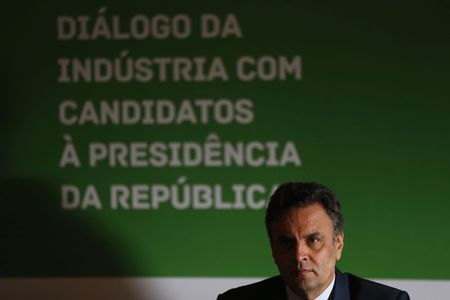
[{"x1": 335, "y1": 232, "x2": 344, "y2": 261}]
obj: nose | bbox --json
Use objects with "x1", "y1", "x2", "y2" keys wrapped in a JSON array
[{"x1": 295, "y1": 241, "x2": 309, "y2": 263}]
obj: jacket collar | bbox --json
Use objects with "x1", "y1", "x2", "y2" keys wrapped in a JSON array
[{"x1": 330, "y1": 268, "x2": 350, "y2": 300}]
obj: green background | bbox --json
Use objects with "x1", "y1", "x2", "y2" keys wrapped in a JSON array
[{"x1": 1, "y1": 1, "x2": 449, "y2": 279}]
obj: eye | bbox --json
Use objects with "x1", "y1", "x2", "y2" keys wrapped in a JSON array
[
  {"x1": 307, "y1": 235, "x2": 321, "y2": 245},
  {"x1": 277, "y1": 236, "x2": 294, "y2": 248}
]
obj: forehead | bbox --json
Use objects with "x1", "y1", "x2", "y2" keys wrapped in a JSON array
[{"x1": 270, "y1": 203, "x2": 334, "y2": 236}]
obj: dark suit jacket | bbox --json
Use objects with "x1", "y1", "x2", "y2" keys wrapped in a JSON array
[{"x1": 217, "y1": 269, "x2": 410, "y2": 300}]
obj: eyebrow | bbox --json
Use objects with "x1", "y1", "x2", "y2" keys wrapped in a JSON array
[
  {"x1": 276, "y1": 231, "x2": 323, "y2": 240},
  {"x1": 277, "y1": 234, "x2": 294, "y2": 241},
  {"x1": 305, "y1": 232, "x2": 322, "y2": 239},
  {"x1": 307, "y1": 232, "x2": 320, "y2": 236}
]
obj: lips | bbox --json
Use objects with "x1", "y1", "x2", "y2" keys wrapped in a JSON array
[
  {"x1": 299, "y1": 268, "x2": 312, "y2": 273},
  {"x1": 299, "y1": 269, "x2": 313, "y2": 276},
  {"x1": 292, "y1": 268, "x2": 313, "y2": 277}
]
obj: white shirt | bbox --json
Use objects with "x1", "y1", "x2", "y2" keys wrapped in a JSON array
[{"x1": 285, "y1": 274, "x2": 335, "y2": 300}]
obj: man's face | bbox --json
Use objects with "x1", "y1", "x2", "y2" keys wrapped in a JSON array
[{"x1": 270, "y1": 203, "x2": 344, "y2": 299}]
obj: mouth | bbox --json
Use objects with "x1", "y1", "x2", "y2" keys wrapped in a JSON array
[{"x1": 293, "y1": 268, "x2": 313, "y2": 277}]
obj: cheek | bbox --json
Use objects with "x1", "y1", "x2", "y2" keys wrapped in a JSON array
[
  {"x1": 274, "y1": 252, "x2": 288, "y2": 264},
  {"x1": 312, "y1": 246, "x2": 335, "y2": 267},
  {"x1": 273, "y1": 252, "x2": 292, "y2": 270}
]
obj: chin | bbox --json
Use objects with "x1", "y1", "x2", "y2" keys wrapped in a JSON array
[{"x1": 295, "y1": 279, "x2": 317, "y2": 293}]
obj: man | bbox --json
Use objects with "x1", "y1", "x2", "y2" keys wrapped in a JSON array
[{"x1": 217, "y1": 182, "x2": 410, "y2": 300}]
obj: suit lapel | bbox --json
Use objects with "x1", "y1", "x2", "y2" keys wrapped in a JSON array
[
  {"x1": 274, "y1": 276, "x2": 288, "y2": 300},
  {"x1": 329, "y1": 269, "x2": 351, "y2": 300}
]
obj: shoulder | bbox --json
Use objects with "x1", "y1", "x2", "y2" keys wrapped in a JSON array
[
  {"x1": 217, "y1": 276, "x2": 285, "y2": 300},
  {"x1": 345, "y1": 272, "x2": 410, "y2": 300}
]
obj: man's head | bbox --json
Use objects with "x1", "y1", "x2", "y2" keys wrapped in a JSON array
[{"x1": 266, "y1": 182, "x2": 344, "y2": 299}]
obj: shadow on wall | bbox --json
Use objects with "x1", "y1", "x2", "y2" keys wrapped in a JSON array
[{"x1": 0, "y1": 177, "x2": 161, "y2": 300}]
